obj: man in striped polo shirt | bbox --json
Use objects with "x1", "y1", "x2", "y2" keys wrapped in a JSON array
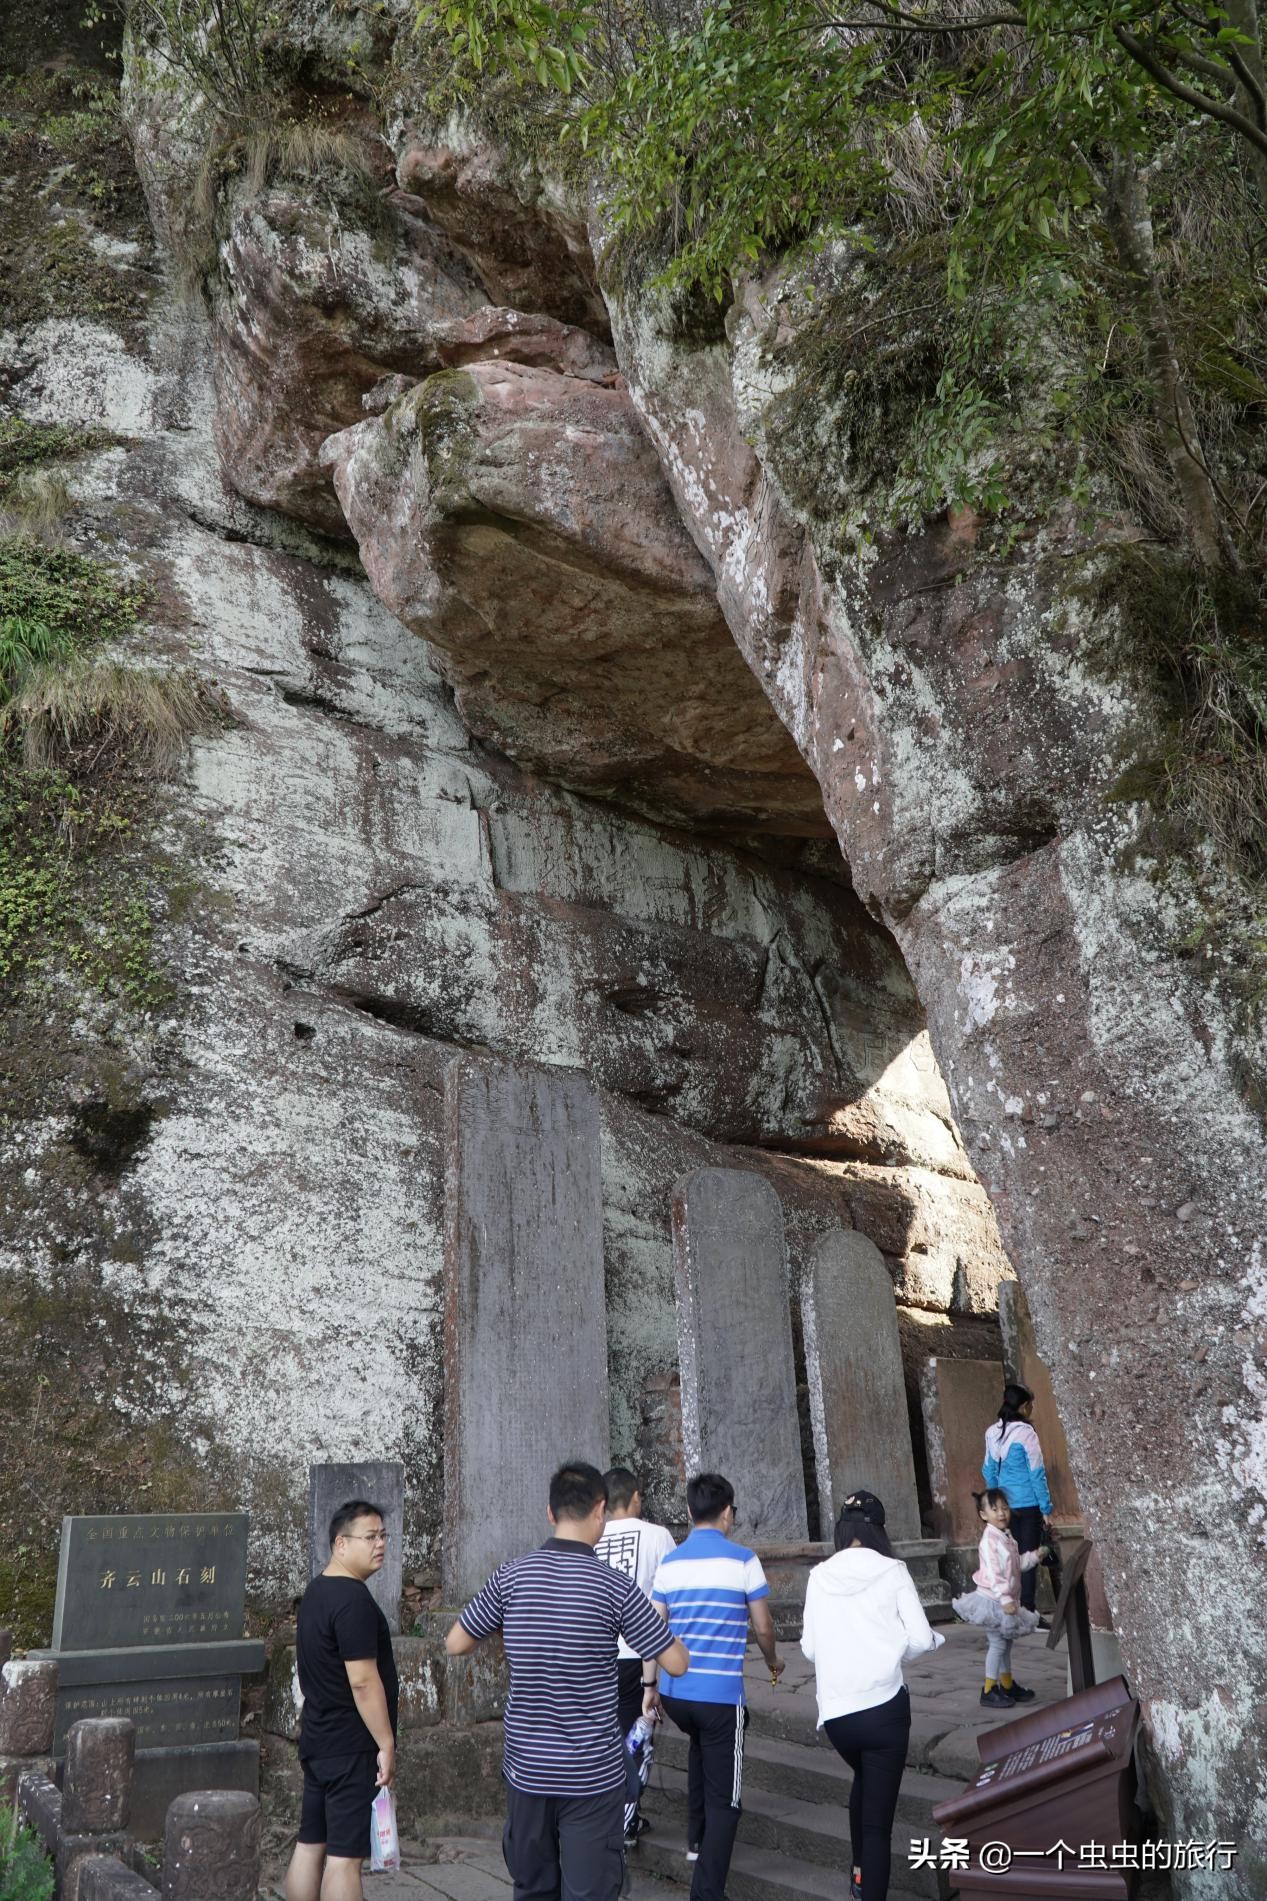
[
  {"x1": 446, "y1": 1461, "x2": 689, "y2": 1899},
  {"x1": 652, "y1": 1472, "x2": 784, "y2": 1901}
]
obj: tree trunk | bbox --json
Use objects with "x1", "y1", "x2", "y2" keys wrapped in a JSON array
[{"x1": 1103, "y1": 149, "x2": 1234, "y2": 570}]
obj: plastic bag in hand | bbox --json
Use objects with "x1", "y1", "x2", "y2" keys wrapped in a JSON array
[{"x1": 369, "y1": 1785, "x2": 401, "y2": 1872}]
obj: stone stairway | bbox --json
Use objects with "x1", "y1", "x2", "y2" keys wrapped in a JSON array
[{"x1": 629, "y1": 1624, "x2": 1071, "y2": 1901}]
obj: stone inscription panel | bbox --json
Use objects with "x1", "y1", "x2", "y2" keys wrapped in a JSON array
[
  {"x1": 443, "y1": 1057, "x2": 609, "y2": 1603},
  {"x1": 53, "y1": 1515, "x2": 248, "y2": 1652},
  {"x1": 309, "y1": 1463, "x2": 404, "y2": 1634},
  {"x1": 802, "y1": 1231, "x2": 921, "y2": 1542},
  {"x1": 672, "y1": 1169, "x2": 808, "y2": 1542},
  {"x1": 54, "y1": 1676, "x2": 241, "y2": 1753}
]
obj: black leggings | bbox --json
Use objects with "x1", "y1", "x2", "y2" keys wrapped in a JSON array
[
  {"x1": 1009, "y1": 1505, "x2": 1045, "y2": 1613},
  {"x1": 823, "y1": 1687, "x2": 910, "y2": 1901}
]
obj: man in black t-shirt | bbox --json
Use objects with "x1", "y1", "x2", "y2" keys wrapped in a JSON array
[{"x1": 285, "y1": 1499, "x2": 400, "y2": 1901}]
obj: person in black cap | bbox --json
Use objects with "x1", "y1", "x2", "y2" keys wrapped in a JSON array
[{"x1": 800, "y1": 1491, "x2": 944, "y2": 1901}]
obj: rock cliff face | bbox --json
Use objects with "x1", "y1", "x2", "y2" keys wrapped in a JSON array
[
  {"x1": 5, "y1": 4, "x2": 1263, "y2": 1882},
  {"x1": 0, "y1": 21, "x2": 1006, "y2": 1651}
]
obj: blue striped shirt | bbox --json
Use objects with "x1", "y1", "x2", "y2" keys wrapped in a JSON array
[
  {"x1": 652, "y1": 1527, "x2": 769, "y2": 1706},
  {"x1": 459, "y1": 1538, "x2": 672, "y2": 1795}
]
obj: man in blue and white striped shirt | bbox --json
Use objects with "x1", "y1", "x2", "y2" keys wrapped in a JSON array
[
  {"x1": 652, "y1": 1472, "x2": 784, "y2": 1901},
  {"x1": 447, "y1": 1461, "x2": 689, "y2": 1900}
]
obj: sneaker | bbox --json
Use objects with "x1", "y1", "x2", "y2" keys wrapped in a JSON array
[
  {"x1": 980, "y1": 1685, "x2": 1017, "y2": 1709},
  {"x1": 1003, "y1": 1682, "x2": 1036, "y2": 1702},
  {"x1": 686, "y1": 1846, "x2": 700, "y2": 1863},
  {"x1": 850, "y1": 1877, "x2": 862, "y2": 1901}
]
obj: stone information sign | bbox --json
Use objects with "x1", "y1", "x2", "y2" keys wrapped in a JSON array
[
  {"x1": 932, "y1": 1677, "x2": 1141, "y2": 1898},
  {"x1": 37, "y1": 1512, "x2": 263, "y2": 1835},
  {"x1": 54, "y1": 1680, "x2": 240, "y2": 1755},
  {"x1": 672, "y1": 1169, "x2": 808, "y2": 1542},
  {"x1": 53, "y1": 1514, "x2": 248, "y2": 1652}
]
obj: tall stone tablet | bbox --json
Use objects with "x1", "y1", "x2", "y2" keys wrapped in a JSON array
[
  {"x1": 308, "y1": 1464, "x2": 405, "y2": 1633},
  {"x1": 444, "y1": 1057, "x2": 609, "y2": 1603},
  {"x1": 998, "y1": 1281, "x2": 1081, "y2": 1522},
  {"x1": 671, "y1": 1169, "x2": 807, "y2": 1541},
  {"x1": 920, "y1": 1355, "x2": 1005, "y2": 1546},
  {"x1": 802, "y1": 1230, "x2": 921, "y2": 1542}
]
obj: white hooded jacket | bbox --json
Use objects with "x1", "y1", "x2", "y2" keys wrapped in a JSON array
[{"x1": 800, "y1": 1547, "x2": 945, "y2": 1724}]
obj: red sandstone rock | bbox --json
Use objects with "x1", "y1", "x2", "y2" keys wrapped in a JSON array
[
  {"x1": 605, "y1": 257, "x2": 1267, "y2": 1876},
  {"x1": 321, "y1": 356, "x2": 827, "y2": 830},
  {"x1": 212, "y1": 190, "x2": 487, "y2": 534},
  {"x1": 395, "y1": 138, "x2": 608, "y2": 335}
]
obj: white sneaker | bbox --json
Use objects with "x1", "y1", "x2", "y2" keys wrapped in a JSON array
[{"x1": 686, "y1": 1847, "x2": 700, "y2": 1863}]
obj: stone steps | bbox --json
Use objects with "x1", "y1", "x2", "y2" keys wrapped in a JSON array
[
  {"x1": 634, "y1": 1820, "x2": 941, "y2": 1901},
  {"x1": 642, "y1": 1764, "x2": 945, "y2": 1896},
  {"x1": 653, "y1": 1725, "x2": 963, "y2": 1825}
]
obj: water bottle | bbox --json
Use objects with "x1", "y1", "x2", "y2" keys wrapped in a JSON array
[{"x1": 625, "y1": 1714, "x2": 656, "y2": 1756}]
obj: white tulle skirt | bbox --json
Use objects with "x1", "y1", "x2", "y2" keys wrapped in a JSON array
[{"x1": 952, "y1": 1588, "x2": 1041, "y2": 1639}]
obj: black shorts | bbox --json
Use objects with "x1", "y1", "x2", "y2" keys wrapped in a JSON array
[{"x1": 298, "y1": 1751, "x2": 378, "y2": 1860}]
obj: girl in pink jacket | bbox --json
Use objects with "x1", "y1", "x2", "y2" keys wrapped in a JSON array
[{"x1": 951, "y1": 1489, "x2": 1046, "y2": 1710}]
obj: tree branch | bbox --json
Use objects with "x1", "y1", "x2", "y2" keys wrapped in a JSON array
[{"x1": 1113, "y1": 24, "x2": 1267, "y2": 161}]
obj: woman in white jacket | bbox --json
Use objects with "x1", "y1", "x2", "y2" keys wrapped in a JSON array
[{"x1": 800, "y1": 1491, "x2": 944, "y2": 1901}]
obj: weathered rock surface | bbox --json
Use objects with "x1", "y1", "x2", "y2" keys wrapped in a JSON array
[
  {"x1": 212, "y1": 188, "x2": 486, "y2": 534},
  {"x1": 322, "y1": 353, "x2": 828, "y2": 829},
  {"x1": 396, "y1": 134, "x2": 608, "y2": 335},
  {"x1": 603, "y1": 255, "x2": 1267, "y2": 1885},
  {"x1": 0, "y1": 308, "x2": 991, "y2": 1594}
]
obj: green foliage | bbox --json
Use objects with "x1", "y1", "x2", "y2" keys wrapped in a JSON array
[
  {"x1": 0, "y1": 1816, "x2": 52, "y2": 1901},
  {"x1": 0, "y1": 537, "x2": 217, "y2": 1006},
  {"x1": 0, "y1": 539, "x2": 145, "y2": 658},
  {"x1": 417, "y1": 0, "x2": 1267, "y2": 529},
  {"x1": 124, "y1": 0, "x2": 284, "y2": 126},
  {"x1": 0, "y1": 418, "x2": 112, "y2": 500}
]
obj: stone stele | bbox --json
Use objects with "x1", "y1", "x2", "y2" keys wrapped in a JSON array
[
  {"x1": 443, "y1": 1056, "x2": 609, "y2": 1604},
  {"x1": 920, "y1": 1355, "x2": 1005, "y2": 1547},
  {"x1": 802, "y1": 1230, "x2": 921, "y2": 1542},
  {"x1": 998, "y1": 1280, "x2": 1082, "y2": 1523},
  {"x1": 671, "y1": 1169, "x2": 808, "y2": 1541},
  {"x1": 308, "y1": 1463, "x2": 405, "y2": 1634}
]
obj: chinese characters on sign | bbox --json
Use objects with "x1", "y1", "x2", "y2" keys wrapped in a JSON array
[
  {"x1": 54, "y1": 1679, "x2": 241, "y2": 1754},
  {"x1": 52, "y1": 1514, "x2": 248, "y2": 1652}
]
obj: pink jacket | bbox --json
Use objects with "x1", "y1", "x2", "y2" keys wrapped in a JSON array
[{"x1": 974, "y1": 1524, "x2": 1041, "y2": 1606}]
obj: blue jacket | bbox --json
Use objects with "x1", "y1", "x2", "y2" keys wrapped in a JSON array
[{"x1": 982, "y1": 1420, "x2": 1052, "y2": 1515}]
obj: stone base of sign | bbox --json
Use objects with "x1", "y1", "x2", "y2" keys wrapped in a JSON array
[
  {"x1": 127, "y1": 1739, "x2": 259, "y2": 1840},
  {"x1": 308, "y1": 1462, "x2": 405, "y2": 1634}
]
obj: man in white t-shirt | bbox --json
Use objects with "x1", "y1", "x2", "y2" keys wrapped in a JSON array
[{"x1": 594, "y1": 1467, "x2": 677, "y2": 1846}]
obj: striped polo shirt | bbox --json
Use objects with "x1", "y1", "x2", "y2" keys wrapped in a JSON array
[
  {"x1": 459, "y1": 1538, "x2": 672, "y2": 1795},
  {"x1": 652, "y1": 1526, "x2": 769, "y2": 1705}
]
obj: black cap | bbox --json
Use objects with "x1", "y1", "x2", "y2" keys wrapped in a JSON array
[{"x1": 836, "y1": 1490, "x2": 886, "y2": 1528}]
